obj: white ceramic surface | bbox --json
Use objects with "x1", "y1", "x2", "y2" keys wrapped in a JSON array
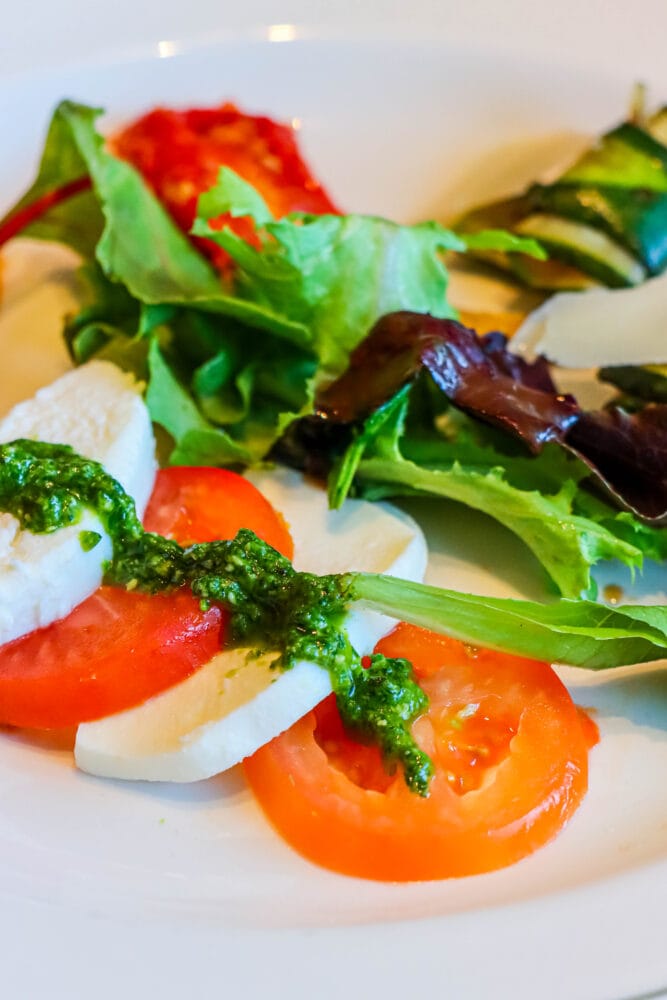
[{"x1": 1, "y1": 11, "x2": 667, "y2": 1000}]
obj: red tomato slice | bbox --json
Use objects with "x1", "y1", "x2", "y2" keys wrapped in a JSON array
[
  {"x1": 113, "y1": 103, "x2": 339, "y2": 272},
  {"x1": 0, "y1": 466, "x2": 292, "y2": 729},
  {"x1": 244, "y1": 623, "x2": 591, "y2": 881},
  {"x1": 143, "y1": 465, "x2": 293, "y2": 555}
]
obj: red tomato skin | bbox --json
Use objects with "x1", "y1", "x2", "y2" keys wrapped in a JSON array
[
  {"x1": 245, "y1": 625, "x2": 590, "y2": 882},
  {"x1": 0, "y1": 589, "x2": 225, "y2": 729},
  {"x1": 0, "y1": 466, "x2": 292, "y2": 728},
  {"x1": 143, "y1": 465, "x2": 293, "y2": 558}
]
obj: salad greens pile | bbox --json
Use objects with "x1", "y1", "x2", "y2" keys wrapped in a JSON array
[
  {"x1": 2, "y1": 100, "x2": 540, "y2": 470},
  {"x1": 3, "y1": 98, "x2": 667, "y2": 607},
  {"x1": 297, "y1": 311, "x2": 667, "y2": 599}
]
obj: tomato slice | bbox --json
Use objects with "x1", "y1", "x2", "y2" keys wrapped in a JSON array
[
  {"x1": 244, "y1": 623, "x2": 591, "y2": 881},
  {"x1": 113, "y1": 103, "x2": 339, "y2": 272},
  {"x1": 143, "y1": 465, "x2": 293, "y2": 555},
  {"x1": 0, "y1": 466, "x2": 292, "y2": 728}
]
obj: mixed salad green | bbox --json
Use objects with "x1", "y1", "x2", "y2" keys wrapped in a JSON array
[{"x1": 3, "y1": 97, "x2": 667, "y2": 679}]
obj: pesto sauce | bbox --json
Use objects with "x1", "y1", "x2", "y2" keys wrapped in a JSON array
[{"x1": 0, "y1": 439, "x2": 433, "y2": 795}]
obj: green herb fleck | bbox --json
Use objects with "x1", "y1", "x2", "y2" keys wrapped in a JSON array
[{"x1": 79, "y1": 529, "x2": 102, "y2": 552}]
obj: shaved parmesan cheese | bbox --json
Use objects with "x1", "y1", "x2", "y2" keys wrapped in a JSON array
[{"x1": 512, "y1": 270, "x2": 667, "y2": 368}]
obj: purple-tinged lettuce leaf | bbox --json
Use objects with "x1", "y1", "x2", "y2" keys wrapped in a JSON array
[
  {"x1": 567, "y1": 405, "x2": 667, "y2": 523},
  {"x1": 318, "y1": 311, "x2": 579, "y2": 448},
  {"x1": 318, "y1": 310, "x2": 667, "y2": 525}
]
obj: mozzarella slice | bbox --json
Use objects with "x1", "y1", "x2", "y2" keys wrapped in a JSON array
[
  {"x1": 246, "y1": 468, "x2": 427, "y2": 654},
  {"x1": 75, "y1": 471, "x2": 427, "y2": 782},
  {"x1": 0, "y1": 361, "x2": 156, "y2": 645},
  {"x1": 512, "y1": 269, "x2": 667, "y2": 368}
]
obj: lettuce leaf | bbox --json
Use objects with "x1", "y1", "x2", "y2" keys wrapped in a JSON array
[
  {"x1": 4, "y1": 102, "x2": 312, "y2": 347},
  {"x1": 316, "y1": 310, "x2": 579, "y2": 440},
  {"x1": 193, "y1": 170, "x2": 546, "y2": 384},
  {"x1": 567, "y1": 405, "x2": 667, "y2": 522},
  {"x1": 193, "y1": 168, "x2": 464, "y2": 382},
  {"x1": 0, "y1": 103, "x2": 103, "y2": 258},
  {"x1": 146, "y1": 323, "x2": 317, "y2": 466},
  {"x1": 2, "y1": 101, "x2": 222, "y2": 299},
  {"x1": 354, "y1": 573, "x2": 667, "y2": 669},
  {"x1": 330, "y1": 386, "x2": 645, "y2": 597}
]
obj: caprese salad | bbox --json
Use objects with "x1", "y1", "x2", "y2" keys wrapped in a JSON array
[{"x1": 1, "y1": 97, "x2": 666, "y2": 882}]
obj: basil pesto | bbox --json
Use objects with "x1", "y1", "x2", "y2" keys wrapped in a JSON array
[{"x1": 0, "y1": 439, "x2": 432, "y2": 795}]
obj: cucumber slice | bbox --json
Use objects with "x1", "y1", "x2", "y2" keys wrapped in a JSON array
[
  {"x1": 514, "y1": 213, "x2": 646, "y2": 287},
  {"x1": 455, "y1": 194, "x2": 594, "y2": 290},
  {"x1": 599, "y1": 364, "x2": 667, "y2": 403},
  {"x1": 562, "y1": 124, "x2": 667, "y2": 192},
  {"x1": 457, "y1": 111, "x2": 667, "y2": 290},
  {"x1": 648, "y1": 107, "x2": 667, "y2": 146},
  {"x1": 506, "y1": 253, "x2": 594, "y2": 291},
  {"x1": 530, "y1": 182, "x2": 667, "y2": 274},
  {"x1": 454, "y1": 194, "x2": 533, "y2": 234}
]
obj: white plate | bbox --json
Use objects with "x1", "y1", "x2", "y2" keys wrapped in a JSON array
[{"x1": 1, "y1": 21, "x2": 667, "y2": 1000}]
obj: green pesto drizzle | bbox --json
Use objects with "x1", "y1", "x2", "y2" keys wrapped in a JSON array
[{"x1": 0, "y1": 439, "x2": 433, "y2": 795}]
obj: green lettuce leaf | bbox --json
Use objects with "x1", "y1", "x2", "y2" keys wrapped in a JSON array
[
  {"x1": 145, "y1": 338, "x2": 258, "y2": 465},
  {"x1": 458, "y1": 228, "x2": 546, "y2": 257},
  {"x1": 3, "y1": 101, "x2": 221, "y2": 298},
  {"x1": 193, "y1": 169, "x2": 462, "y2": 381},
  {"x1": 0, "y1": 104, "x2": 103, "y2": 258},
  {"x1": 354, "y1": 573, "x2": 667, "y2": 669},
  {"x1": 358, "y1": 459, "x2": 643, "y2": 599},
  {"x1": 57, "y1": 102, "x2": 223, "y2": 302},
  {"x1": 330, "y1": 385, "x2": 649, "y2": 597},
  {"x1": 193, "y1": 168, "x2": 545, "y2": 383},
  {"x1": 5, "y1": 102, "x2": 310, "y2": 346},
  {"x1": 5, "y1": 101, "x2": 546, "y2": 473},
  {"x1": 145, "y1": 313, "x2": 318, "y2": 466}
]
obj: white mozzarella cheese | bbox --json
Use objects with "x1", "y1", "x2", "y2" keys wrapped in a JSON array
[
  {"x1": 74, "y1": 471, "x2": 428, "y2": 782},
  {"x1": 247, "y1": 468, "x2": 427, "y2": 653},
  {"x1": 0, "y1": 361, "x2": 156, "y2": 645}
]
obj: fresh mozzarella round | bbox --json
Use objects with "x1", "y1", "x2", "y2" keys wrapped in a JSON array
[
  {"x1": 76, "y1": 650, "x2": 333, "y2": 783},
  {"x1": 512, "y1": 269, "x2": 667, "y2": 368},
  {"x1": 0, "y1": 361, "x2": 156, "y2": 645},
  {"x1": 74, "y1": 472, "x2": 428, "y2": 783},
  {"x1": 246, "y1": 468, "x2": 427, "y2": 653}
]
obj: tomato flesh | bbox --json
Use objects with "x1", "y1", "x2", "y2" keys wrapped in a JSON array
[
  {"x1": 245, "y1": 623, "x2": 591, "y2": 881},
  {"x1": 143, "y1": 465, "x2": 293, "y2": 556},
  {"x1": 113, "y1": 104, "x2": 339, "y2": 272},
  {"x1": 0, "y1": 588, "x2": 225, "y2": 730},
  {"x1": 0, "y1": 466, "x2": 292, "y2": 728}
]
